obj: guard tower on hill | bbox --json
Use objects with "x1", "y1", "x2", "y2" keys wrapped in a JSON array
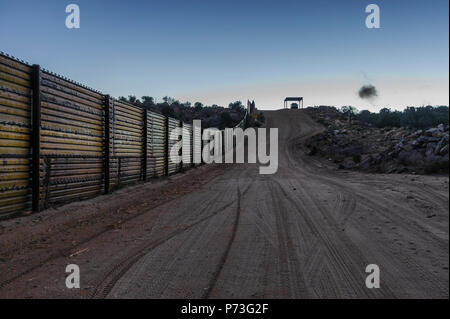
[{"x1": 284, "y1": 97, "x2": 304, "y2": 109}]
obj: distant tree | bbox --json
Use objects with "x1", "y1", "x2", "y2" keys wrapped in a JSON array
[
  {"x1": 229, "y1": 101, "x2": 244, "y2": 111},
  {"x1": 434, "y1": 106, "x2": 450, "y2": 125},
  {"x1": 340, "y1": 106, "x2": 358, "y2": 124},
  {"x1": 340, "y1": 106, "x2": 358, "y2": 116},
  {"x1": 377, "y1": 108, "x2": 401, "y2": 127},
  {"x1": 127, "y1": 95, "x2": 141, "y2": 105},
  {"x1": 141, "y1": 96, "x2": 155, "y2": 107},
  {"x1": 162, "y1": 96, "x2": 177, "y2": 105},
  {"x1": 356, "y1": 110, "x2": 377, "y2": 126},
  {"x1": 194, "y1": 102, "x2": 204, "y2": 111}
]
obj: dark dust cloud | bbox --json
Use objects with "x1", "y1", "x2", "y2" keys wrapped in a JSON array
[{"x1": 358, "y1": 85, "x2": 378, "y2": 99}]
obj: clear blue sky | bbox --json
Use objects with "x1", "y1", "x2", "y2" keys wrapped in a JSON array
[{"x1": 1, "y1": 0, "x2": 448, "y2": 110}]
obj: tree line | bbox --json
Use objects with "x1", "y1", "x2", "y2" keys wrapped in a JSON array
[
  {"x1": 117, "y1": 95, "x2": 246, "y2": 129},
  {"x1": 340, "y1": 105, "x2": 449, "y2": 129}
]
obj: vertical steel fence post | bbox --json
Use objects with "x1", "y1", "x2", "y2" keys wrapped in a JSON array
[
  {"x1": 104, "y1": 95, "x2": 111, "y2": 194},
  {"x1": 31, "y1": 64, "x2": 41, "y2": 213},
  {"x1": 143, "y1": 108, "x2": 148, "y2": 181}
]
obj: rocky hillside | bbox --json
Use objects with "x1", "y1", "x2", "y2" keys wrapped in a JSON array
[{"x1": 304, "y1": 106, "x2": 449, "y2": 174}]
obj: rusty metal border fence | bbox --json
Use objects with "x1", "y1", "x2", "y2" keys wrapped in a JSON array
[
  {"x1": 0, "y1": 52, "x2": 250, "y2": 219},
  {"x1": 0, "y1": 54, "x2": 33, "y2": 218}
]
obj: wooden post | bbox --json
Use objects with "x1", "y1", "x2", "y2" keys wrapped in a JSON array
[
  {"x1": 31, "y1": 64, "x2": 41, "y2": 213},
  {"x1": 143, "y1": 108, "x2": 148, "y2": 181},
  {"x1": 104, "y1": 95, "x2": 111, "y2": 194}
]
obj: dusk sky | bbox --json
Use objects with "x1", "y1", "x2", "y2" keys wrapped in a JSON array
[{"x1": 1, "y1": 0, "x2": 448, "y2": 110}]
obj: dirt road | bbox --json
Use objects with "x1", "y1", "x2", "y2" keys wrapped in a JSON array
[{"x1": 0, "y1": 110, "x2": 448, "y2": 298}]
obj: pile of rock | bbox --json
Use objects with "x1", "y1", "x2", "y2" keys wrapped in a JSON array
[
  {"x1": 304, "y1": 113, "x2": 449, "y2": 174},
  {"x1": 388, "y1": 124, "x2": 449, "y2": 173},
  {"x1": 304, "y1": 105, "x2": 347, "y2": 128}
]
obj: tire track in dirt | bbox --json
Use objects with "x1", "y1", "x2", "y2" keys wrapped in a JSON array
[
  {"x1": 90, "y1": 196, "x2": 238, "y2": 298},
  {"x1": 201, "y1": 167, "x2": 257, "y2": 298},
  {"x1": 285, "y1": 132, "x2": 448, "y2": 252},
  {"x1": 94, "y1": 168, "x2": 256, "y2": 299},
  {"x1": 265, "y1": 109, "x2": 447, "y2": 298},
  {"x1": 271, "y1": 178, "x2": 387, "y2": 298},
  {"x1": 202, "y1": 183, "x2": 242, "y2": 299},
  {"x1": 310, "y1": 178, "x2": 448, "y2": 296},
  {"x1": 268, "y1": 180, "x2": 311, "y2": 298},
  {"x1": 0, "y1": 166, "x2": 230, "y2": 293}
]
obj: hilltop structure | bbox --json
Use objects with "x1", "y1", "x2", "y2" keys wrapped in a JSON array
[{"x1": 284, "y1": 97, "x2": 304, "y2": 109}]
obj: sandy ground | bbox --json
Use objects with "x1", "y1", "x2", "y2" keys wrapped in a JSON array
[{"x1": 0, "y1": 109, "x2": 448, "y2": 298}]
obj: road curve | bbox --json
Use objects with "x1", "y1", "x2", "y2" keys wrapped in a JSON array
[{"x1": 105, "y1": 109, "x2": 449, "y2": 298}]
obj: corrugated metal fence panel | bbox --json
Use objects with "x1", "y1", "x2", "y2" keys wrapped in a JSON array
[
  {"x1": 39, "y1": 72, "x2": 104, "y2": 207},
  {"x1": 147, "y1": 111, "x2": 166, "y2": 177},
  {"x1": 0, "y1": 54, "x2": 32, "y2": 217},
  {"x1": 182, "y1": 123, "x2": 192, "y2": 166},
  {"x1": 111, "y1": 99, "x2": 143, "y2": 187},
  {"x1": 167, "y1": 117, "x2": 180, "y2": 174}
]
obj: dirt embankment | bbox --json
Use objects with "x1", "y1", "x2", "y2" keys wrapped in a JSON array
[{"x1": 304, "y1": 106, "x2": 449, "y2": 174}]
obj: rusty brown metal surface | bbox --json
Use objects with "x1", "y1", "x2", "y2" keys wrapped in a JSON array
[
  {"x1": 0, "y1": 54, "x2": 32, "y2": 218},
  {"x1": 148, "y1": 111, "x2": 166, "y2": 177},
  {"x1": 109, "y1": 99, "x2": 143, "y2": 189},
  {"x1": 39, "y1": 70, "x2": 104, "y2": 208}
]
